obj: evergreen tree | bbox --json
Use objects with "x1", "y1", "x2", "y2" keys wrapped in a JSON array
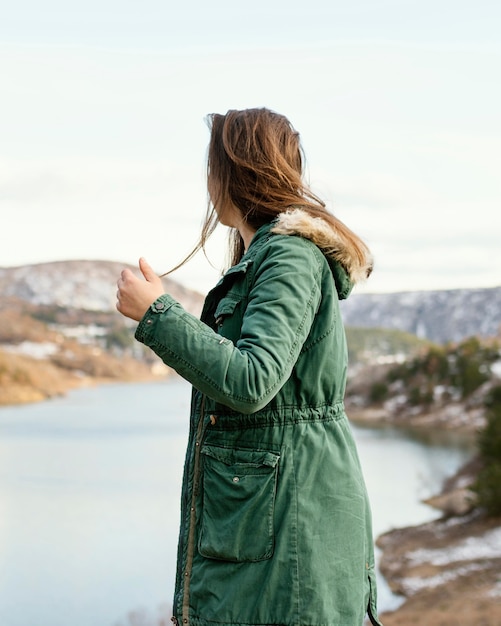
[{"x1": 473, "y1": 385, "x2": 501, "y2": 516}]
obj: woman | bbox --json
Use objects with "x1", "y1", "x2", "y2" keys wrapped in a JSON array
[{"x1": 116, "y1": 108, "x2": 383, "y2": 626}]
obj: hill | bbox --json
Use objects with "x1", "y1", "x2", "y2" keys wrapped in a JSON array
[
  {"x1": 2, "y1": 261, "x2": 499, "y2": 344},
  {"x1": 340, "y1": 286, "x2": 501, "y2": 344},
  {"x1": 0, "y1": 261, "x2": 204, "y2": 405},
  {"x1": 0, "y1": 260, "x2": 203, "y2": 315},
  {"x1": 1, "y1": 260, "x2": 499, "y2": 407},
  {"x1": 346, "y1": 335, "x2": 501, "y2": 434}
]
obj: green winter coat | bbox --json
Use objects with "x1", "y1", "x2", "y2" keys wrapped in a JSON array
[{"x1": 135, "y1": 210, "x2": 383, "y2": 626}]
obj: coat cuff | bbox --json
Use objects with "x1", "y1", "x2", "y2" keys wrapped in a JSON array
[{"x1": 135, "y1": 293, "x2": 177, "y2": 343}]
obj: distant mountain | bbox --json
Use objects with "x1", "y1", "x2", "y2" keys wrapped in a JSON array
[
  {"x1": 340, "y1": 286, "x2": 501, "y2": 344},
  {"x1": 0, "y1": 261, "x2": 205, "y2": 405},
  {"x1": 1, "y1": 261, "x2": 499, "y2": 345},
  {"x1": 0, "y1": 260, "x2": 204, "y2": 316}
]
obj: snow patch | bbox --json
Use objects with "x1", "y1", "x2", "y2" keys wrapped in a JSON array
[
  {"x1": 408, "y1": 527, "x2": 501, "y2": 566},
  {"x1": 487, "y1": 580, "x2": 501, "y2": 599},
  {"x1": 2, "y1": 341, "x2": 59, "y2": 360},
  {"x1": 491, "y1": 359, "x2": 501, "y2": 378},
  {"x1": 403, "y1": 563, "x2": 485, "y2": 595}
]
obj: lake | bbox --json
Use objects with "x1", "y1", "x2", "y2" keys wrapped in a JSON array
[{"x1": 0, "y1": 378, "x2": 474, "y2": 626}]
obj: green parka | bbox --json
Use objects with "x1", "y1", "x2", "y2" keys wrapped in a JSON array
[{"x1": 135, "y1": 209, "x2": 383, "y2": 626}]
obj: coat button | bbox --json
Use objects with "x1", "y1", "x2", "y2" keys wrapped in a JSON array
[
  {"x1": 233, "y1": 476, "x2": 240, "y2": 483},
  {"x1": 209, "y1": 415, "x2": 217, "y2": 426},
  {"x1": 153, "y1": 301, "x2": 165, "y2": 311}
]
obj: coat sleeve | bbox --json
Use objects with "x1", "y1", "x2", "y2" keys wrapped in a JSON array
[{"x1": 135, "y1": 237, "x2": 324, "y2": 413}]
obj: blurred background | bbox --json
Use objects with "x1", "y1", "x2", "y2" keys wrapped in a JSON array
[{"x1": 1, "y1": 3, "x2": 500, "y2": 625}]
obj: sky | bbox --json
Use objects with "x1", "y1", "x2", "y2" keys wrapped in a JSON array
[{"x1": 1, "y1": 1, "x2": 500, "y2": 294}]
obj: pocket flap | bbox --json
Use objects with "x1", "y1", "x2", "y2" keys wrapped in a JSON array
[
  {"x1": 214, "y1": 296, "x2": 240, "y2": 320},
  {"x1": 201, "y1": 445, "x2": 280, "y2": 469}
]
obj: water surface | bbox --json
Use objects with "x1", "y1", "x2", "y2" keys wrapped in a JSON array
[{"x1": 0, "y1": 379, "x2": 473, "y2": 626}]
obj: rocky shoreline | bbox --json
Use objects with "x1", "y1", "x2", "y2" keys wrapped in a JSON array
[
  {"x1": 348, "y1": 411, "x2": 501, "y2": 625},
  {"x1": 347, "y1": 402, "x2": 485, "y2": 437},
  {"x1": 377, "y1": 509, "x2": 501, "y2": 625}
]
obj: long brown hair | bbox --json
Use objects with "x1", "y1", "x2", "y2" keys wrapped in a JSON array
[{"x1": 165, "y1": 108, "x2": 372, "y2": 277}]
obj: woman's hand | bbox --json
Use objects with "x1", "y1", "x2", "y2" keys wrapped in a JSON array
[{"x1": 116, "y1": 257, "x2": 165, "y2": 321}]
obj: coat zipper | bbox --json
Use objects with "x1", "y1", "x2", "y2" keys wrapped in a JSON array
[
  {"x1": 368, "y1": 606, "x2": 383, "y2": 626},
  {"x1": 181, "y1": 395, "x2": 209, "y2": 626}
]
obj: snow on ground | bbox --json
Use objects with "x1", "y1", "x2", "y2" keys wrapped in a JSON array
[
  {"x1": 399, "y1": 526, "x2": 501, "y2": 596},
  {"x1": 2, "y1": 341, "x2": 59, "y2": 359},
  {"x1": 487, "y1": 580, "x2": 501, "y2": 599},
  {"x1": 403, "y1": 563, "x2": 486, "y2": 595},
  {"x1": 491, "y1": 359, "x2": 501, "y2": 378},
  {"x1": 408, "y1": 527, "x2": 501, "y2": 566}
]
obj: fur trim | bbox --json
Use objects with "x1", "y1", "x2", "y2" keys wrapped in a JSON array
[{"x1": 270, "y1": 208, "x2": 373, "y2": 283}]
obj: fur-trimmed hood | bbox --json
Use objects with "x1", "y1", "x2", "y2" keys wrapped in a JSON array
[{"x1": 270, "y1": 208, "x2": 373, "y2": 290}]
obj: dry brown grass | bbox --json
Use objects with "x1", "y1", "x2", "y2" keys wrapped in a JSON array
[
  {"x1": 0, "y1": 349, "x2": 79, "y2": 404},
  {"x1": 0, "y1": 302, "x2": 169, "y2": 406},
  {"x1": 0, "y1": 306, "x2": 60, "y2": 343},
  {"x1": 0, "y1": 345, "x2": 168, "y2": 406}
]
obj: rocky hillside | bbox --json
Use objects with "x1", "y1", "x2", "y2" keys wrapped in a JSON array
[
  {"x1": 341, "y1": 286, "x2": 501, "y2": 343},
  {"x1": 0, "y1": 261, "x2": 501, "y2": 343},
  {"x1": 1, "y1": 260, "x2": 500, "y2": 408},
  {"x1": 0, "y1": 260, "x2": 204, "y2": 316},
  {"x1": 346, "y1": 336, "x2": 501, "y2": 434},
  {"x1": 2, "y1": 261, "x2": 499, "y2": 344},
  {"x1": 0, "y1": 261, "x2": 204, "y2": 405}
]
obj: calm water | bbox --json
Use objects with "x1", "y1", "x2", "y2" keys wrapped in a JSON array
[{"x1": 0, "y1": 378, "x2": 473, "y2": 626}]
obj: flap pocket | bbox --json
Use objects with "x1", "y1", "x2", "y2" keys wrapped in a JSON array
[
  {"x1": 214, "y1": 296, "x2": 240, "y2": 320},
  {"x1": 199, "y1": 445, "x2": 280, "y2": 562},
  {"x1": 201, "y1": 445, "x2": 280, "y2": 469},
  {"x1": 213, "y1": 295, "x2": 246, "y2": 336}
]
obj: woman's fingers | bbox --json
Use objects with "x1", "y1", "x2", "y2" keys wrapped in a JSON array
[
  {"x1": 116, "y1": 260, "x2": 164, "y2": 321},
  {"x1": 139, "y1": 257, "x2": 158, "y2": 282}
]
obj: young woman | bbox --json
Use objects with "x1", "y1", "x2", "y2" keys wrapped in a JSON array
[{"x1": 116, "y1": 108, "x2": 383, "y2": 626}]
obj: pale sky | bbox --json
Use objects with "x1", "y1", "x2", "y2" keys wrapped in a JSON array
[{"x1": 1, "y1": 1, "x2": 500, "y2": 294}]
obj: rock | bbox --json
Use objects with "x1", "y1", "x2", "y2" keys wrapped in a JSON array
[{"x1": 423, "y1": 488, "x2": 477, "y2": 517}]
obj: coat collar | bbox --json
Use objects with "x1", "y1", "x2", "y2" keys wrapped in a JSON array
[
  {"x1": 270, "y1": 208, "x2": 372, "y2": 285},
  {"x1": 212, "y1": 209, "x2": 370, "y2": 301},
  {"x1": 242, "y1": 211, "x2": 366, "y2": 300}
]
